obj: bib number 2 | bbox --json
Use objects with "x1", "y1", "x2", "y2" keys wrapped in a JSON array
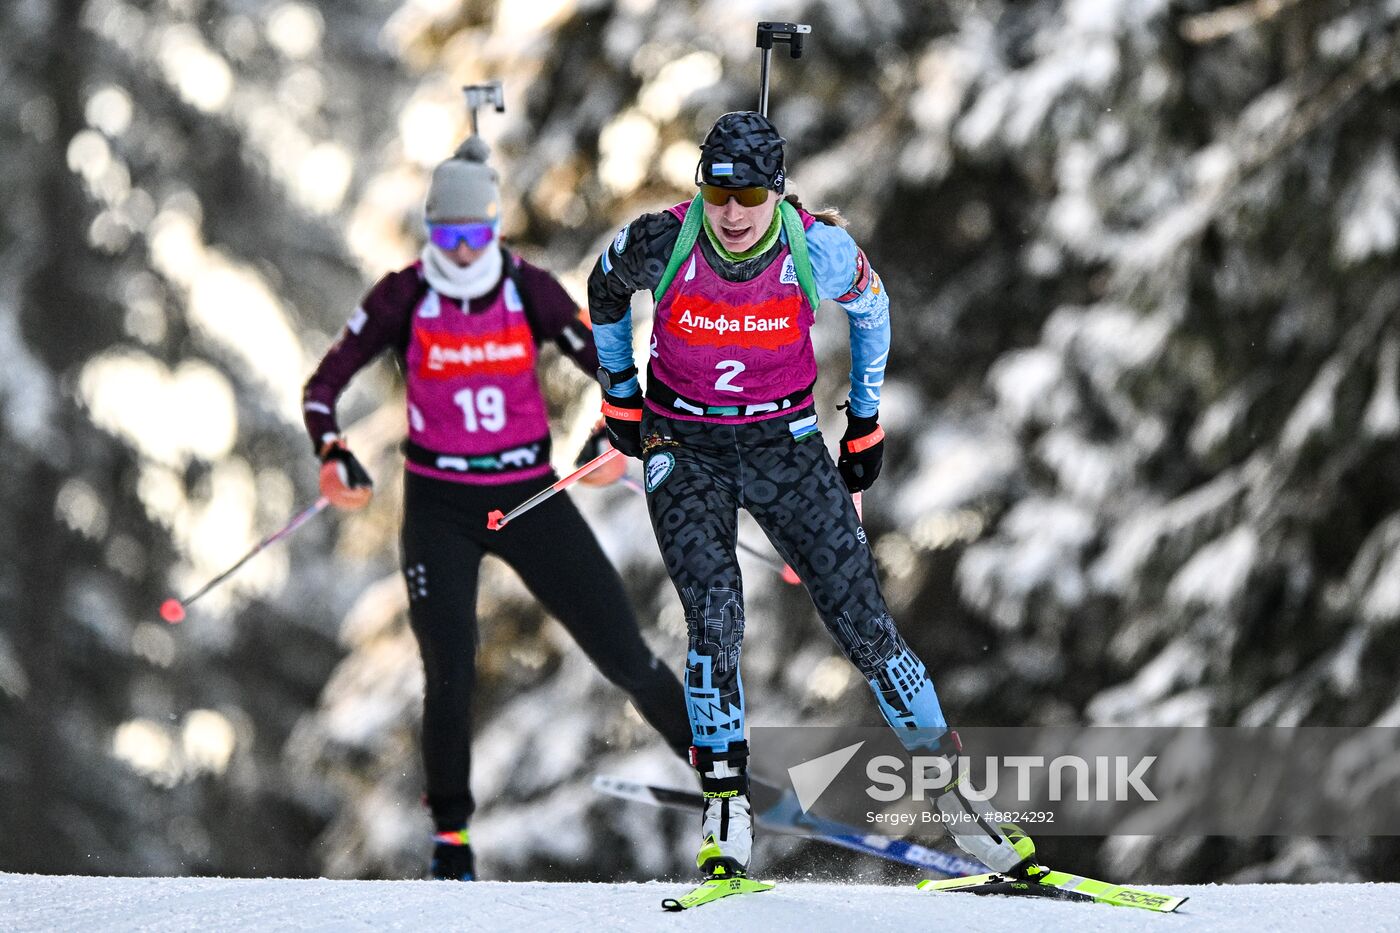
[
  {"x1": 454, "y1": 386, "x2": 506, "y2": 432},
  {"x1": 714, "y1": 360, "x2": 745, "y2": 393}
]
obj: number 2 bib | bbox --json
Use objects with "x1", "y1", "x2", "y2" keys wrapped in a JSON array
[{"x1": 648, "y1": 202, "x2": 819, "y2": 423}]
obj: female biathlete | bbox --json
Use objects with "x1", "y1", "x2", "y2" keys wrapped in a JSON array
[
  {"x1": 587, "y1": 111, "x2": 1036, "y2": 882},
  {"x1": 303, "y1": 137, "x2": 691, "y2": 881}
]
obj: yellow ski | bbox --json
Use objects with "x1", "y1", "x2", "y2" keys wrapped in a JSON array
[
  {"x1": 918, "y1": 867, "x2": 1187, "y2": 913},
  {"x1": 661, "y1": 876, "x2": 775, "y2": 911}
]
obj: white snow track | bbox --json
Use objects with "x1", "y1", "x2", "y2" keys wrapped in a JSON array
[{"x1": 4, "y1": 874, "x2": 1399, "y2": 932}]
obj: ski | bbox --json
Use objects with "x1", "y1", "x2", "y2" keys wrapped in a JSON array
[
  {"x1": 598, "y1": 779, "x2": 1185, "y2": 912},
  {"x1": 917, "y1": 868, "x2": 1188, "y2": 913},
  {"x1": 593, "y1": 775, "x2": 983, "y2": 877},
  {"x1": 661, "y1": 876, "x2": 775, "y2": 911}
]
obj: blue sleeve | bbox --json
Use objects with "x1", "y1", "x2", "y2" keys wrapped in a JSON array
[
  {"x1": 804, "y1": 222, "x2": 890, "y2": 418},
  {"x1": 592, "y1": 314, "x2": 639, "y2": 397},
  {"x1": 587, "y1": 212, "x2": 681, "y2": 398}
]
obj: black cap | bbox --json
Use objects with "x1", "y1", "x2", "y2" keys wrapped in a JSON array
[{"x1": 696, "y1": 111, "x2": 786, "y2": 192}]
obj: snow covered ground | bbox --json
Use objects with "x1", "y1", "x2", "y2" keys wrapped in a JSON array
[{"x1": 5, "y1": 874, "x2": 1400, "y2": 932}]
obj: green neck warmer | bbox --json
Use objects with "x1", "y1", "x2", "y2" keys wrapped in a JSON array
[{"x1": 702, "y1": 206, "x2": 782, "y2": 262}]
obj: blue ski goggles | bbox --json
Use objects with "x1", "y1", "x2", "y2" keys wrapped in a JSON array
[{"x1": 427, "y1": 219, "x2": 499, "y2": 252}]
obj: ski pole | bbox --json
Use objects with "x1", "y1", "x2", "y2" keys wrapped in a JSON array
[
  {"x1": 463, "y1": 81, "x2": 505, "y2": 135},
  {"x1": 727, "y1": 512, "x2": 807, "y2": 584},
  {"x1": 487, "y1": 448, "x2": 622, "y2": 531},
  {"x1": 755, "y1": 22, "x2": 811, "y2": 117},
  {"x1": 159, "y1": 496, "x2": 331, "y2": 624},
  {"x1": 617, "y1": 476, "x2": 798, "y2": 584}
]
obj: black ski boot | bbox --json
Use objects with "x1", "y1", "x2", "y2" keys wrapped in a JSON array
[{"x1": 429, "y1": 827, "x2": 475, "y2": 881}]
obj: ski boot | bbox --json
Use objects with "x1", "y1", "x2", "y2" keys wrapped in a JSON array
[
  {"x1": 428, "y1": 827, "x2": 475, "y2": 881},
  {"x1": 693, "y1": 741, "x2": 754, "y2": 878},
  {"x1": 926, "y1": 730, "x2": 1037, "y2": 876},
  {"x1": 660, "y1": 741, "x2": 775, "y2": 911}
]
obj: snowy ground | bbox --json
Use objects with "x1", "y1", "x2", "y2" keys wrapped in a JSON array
[{"x1": 5, "y1": 875, "x2": 1400, "y2": 932}]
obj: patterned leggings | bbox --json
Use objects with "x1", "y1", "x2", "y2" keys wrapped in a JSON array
[{"x1": 641, "y1": 406, "x2": 947, "y2": 753}]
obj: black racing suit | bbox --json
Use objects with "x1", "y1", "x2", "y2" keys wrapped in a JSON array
[
  {"x1": 401, "y1": 470, "x2": 692, "y2": 829},
  {"x1": 304, "y1": 255, "x2": 693, "y2": 833}
]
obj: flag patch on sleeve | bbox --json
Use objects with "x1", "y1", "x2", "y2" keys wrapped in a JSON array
[{"x1": 836, "y1": 249, "x2": 872, "y2": 303}]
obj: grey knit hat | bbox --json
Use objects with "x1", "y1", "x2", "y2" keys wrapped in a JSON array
[{"x1": 425, "y1": 136, "x2": 501, "y2": 222}]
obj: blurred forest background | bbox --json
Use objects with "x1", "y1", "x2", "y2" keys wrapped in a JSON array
[{"x1": 3, "y1": 0, "x2": 1400, "y2": 885}]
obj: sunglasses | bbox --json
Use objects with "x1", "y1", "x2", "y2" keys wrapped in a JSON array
[
  {"x1": 427, "y1": 220, "x2": 498, "y2": 252},
  {"x1": 699, "y1": 184, "x2": 771, "y2": 208}
]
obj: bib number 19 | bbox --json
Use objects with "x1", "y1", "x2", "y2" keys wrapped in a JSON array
[
  {"x1": 454, "y1": 386, "x2": 506, "y2": 432},
  {"x1": 714, "y1": 360, "x2": 745, "y2": 393}
]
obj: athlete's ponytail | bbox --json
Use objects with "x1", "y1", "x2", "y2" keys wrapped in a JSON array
[{"x1": 782, "y1": 192, "x2": 846, "y2": 228}]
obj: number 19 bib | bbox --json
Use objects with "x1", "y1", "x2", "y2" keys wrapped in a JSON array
[{"x1": 403, "y1": 280, "x2": 550, "y2": 460}]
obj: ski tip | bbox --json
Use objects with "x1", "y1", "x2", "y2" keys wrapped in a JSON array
[{"x1": 485, "y1": 509, "x2": 506, "y2": 531}]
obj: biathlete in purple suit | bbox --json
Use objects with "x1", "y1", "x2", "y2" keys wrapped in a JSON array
[
  {"x1": 303, "y1": 136, "x2": 690, "y2": 882},
  {"x1": 587, "y1": 111, "x2": 1037, "y2": 882}
]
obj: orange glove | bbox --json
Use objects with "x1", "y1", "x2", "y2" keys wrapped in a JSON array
[{"x1": 318, "y1": 438, "x2": 374, "y2": 510}]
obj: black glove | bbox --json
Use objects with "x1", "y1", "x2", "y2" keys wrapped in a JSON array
[
  {"x1": 601, "y1": 390, "x2": 644, "y2": 459},
  {"x1": 575, "y1": 419, "x2": 611, "y2": 468},
  {"x1": 321, "y1": 440, "x2": 373, "y2": 485},
  {"x1": 836, "y1": 407, "x2": 884, "y2": 492}
]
